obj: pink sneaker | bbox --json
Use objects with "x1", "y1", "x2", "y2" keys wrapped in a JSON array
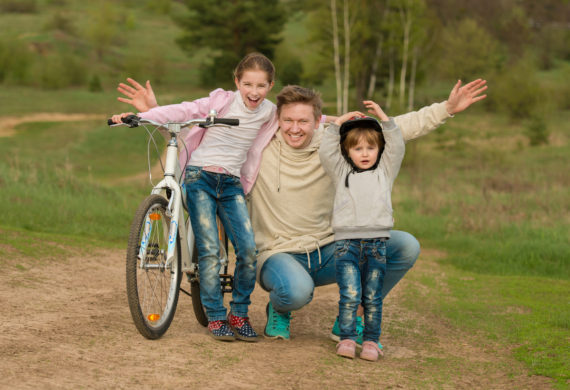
[
  {"x1": 336, "y1": 339, "x2": 356, "y2": 359},
  {"x1": 360, "y1": 341, "x2": 384, "y2": 361}
]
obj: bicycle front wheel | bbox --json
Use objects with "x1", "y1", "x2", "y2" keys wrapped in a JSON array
[{"x1": 126, "y1": 194, "x2": 182, "y2": 339}]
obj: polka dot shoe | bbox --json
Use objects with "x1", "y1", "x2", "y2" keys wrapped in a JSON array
[
  {"x1": 228, "y1": 313, "x2": 259, "y2": 342},
  {"x1": 208, "y1": 320, "x2": 236, "y2": 341}
]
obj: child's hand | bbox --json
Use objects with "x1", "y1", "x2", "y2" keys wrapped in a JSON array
[
  {"x1": 334, "y1": 111, "x2": 365, "y2": 126},
  {"x1": 363, "y1": 100, "x2": 389, "y2": 122},
  {"x1": 111, "y1": 112, "x2": 135, "y2": 124},
  {"x1": 117, "y1": 78, "x2": 158, "y2": 113}
]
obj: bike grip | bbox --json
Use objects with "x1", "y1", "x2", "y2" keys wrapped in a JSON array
[
  {"x1": 214, "y1": 118, "x2": 239, "y2": 126},
  {"x1": 107, "y1": 115, "x2": 140, "y2": 127}
]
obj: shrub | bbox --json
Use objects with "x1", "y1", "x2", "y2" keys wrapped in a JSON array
[
  {"x1": 490, "y1": 58, "x2": 548, "y2": 120},
  {"x1": 0, "y1": 0, "x2": 37, "y2": 13},
  {"x1": 525, "y1": 114, "x2": 549, "y2": 146}
]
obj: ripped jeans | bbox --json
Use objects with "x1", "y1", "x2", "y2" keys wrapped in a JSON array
[
  {"x1": 185, "y1": 166, "x2": 257, "y2": 321},
  {"x1": 335, "y1": 238, "x2": 387, "y2": 343}
]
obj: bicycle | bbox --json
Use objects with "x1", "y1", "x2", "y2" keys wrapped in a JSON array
[{"x1": 108, "y1": 111, "x2": 239, "y2": 339}]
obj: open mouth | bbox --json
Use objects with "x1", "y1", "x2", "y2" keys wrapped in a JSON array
[{"x1": 247, "y1": 96, "x2": 260, "y2": 107}]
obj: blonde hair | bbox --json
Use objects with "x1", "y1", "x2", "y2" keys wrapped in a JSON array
[
  {"x1": 276, "y1": 85, "x2": 322, "y2": 120},
  {"x1": 341, "y1": 128, "x2": 385, "y2": 155}
]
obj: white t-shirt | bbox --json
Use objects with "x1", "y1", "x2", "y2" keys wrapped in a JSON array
[{"x1": 189, "y1": 92, "x2": 274, "y2": 177}]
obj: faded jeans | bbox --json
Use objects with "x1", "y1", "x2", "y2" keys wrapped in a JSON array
[
  {"x1": 259, "y1": 230, "x2": 420, "y2": 314},
  {"x1": 335, "y1": 238, "x2": 387, "y2": 342},
  {"x1": 185, "y1": 166, "x2": 257, "y2": 321}
]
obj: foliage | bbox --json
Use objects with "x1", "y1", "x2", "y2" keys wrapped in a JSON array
[
  {"x1": 175, "y1": 0, "x2": 287, "y2": 87},
  {"x1": 0, "y1": 0, "x2": 37, "y2": 13},
  {"x1": 489, "y1": 57, "x2": 548, "y2": 120},
  {"x1": 0, "y1": 38, "x2": 32, "y2": 84},
  {"x1": 436, "y1": 18, "x2": 504, "y2": 80},
  {"x1": 525, "y1": 114, "x2": 549, "y2": 146}
]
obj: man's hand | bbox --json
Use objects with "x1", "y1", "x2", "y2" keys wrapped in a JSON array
[
  {"x1": 446, "y1": 79, "x2": 488, "y2": 115},
  {"x1": 117, "y1": 78, "x2": 158, "y2": 113}
]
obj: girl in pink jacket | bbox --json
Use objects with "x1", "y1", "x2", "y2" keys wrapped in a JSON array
[{"x1": 112, "y1": 53, "x2": 277, "y2": 342}]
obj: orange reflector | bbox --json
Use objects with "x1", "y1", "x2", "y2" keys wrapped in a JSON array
[
  {"x1": 149, "y1": 213, "x2": 161, "y2": 221},
  {"x1": 147, "y1": 313, "x2": 160, "y2": 321}
]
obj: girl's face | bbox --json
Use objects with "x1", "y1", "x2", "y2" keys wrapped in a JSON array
[
  {"x1": 235, "y1": 69, "x2": 274, "y2": 110},
  {"x1": 348, "y1": 137, "x2": 379, "y2": 170}
]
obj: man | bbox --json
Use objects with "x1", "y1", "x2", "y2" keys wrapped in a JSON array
[{"x1": 249, "y1": 81, "x2": 487, "y2": 343}]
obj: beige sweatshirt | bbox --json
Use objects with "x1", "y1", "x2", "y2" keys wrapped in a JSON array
[{"x1": 249, "y1": 101, "x2": 451, "y2": 281}]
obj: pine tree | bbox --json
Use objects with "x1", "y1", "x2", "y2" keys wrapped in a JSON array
[{"x1": 176, "y1": 0, "x2": 287, "y2": 87}]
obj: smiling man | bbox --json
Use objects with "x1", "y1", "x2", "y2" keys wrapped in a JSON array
[{"x1": 249, "y1": 82, "x2": 487, "y2": 343}]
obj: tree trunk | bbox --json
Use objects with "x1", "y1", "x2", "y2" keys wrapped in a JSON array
[
  {"x1": 408, "y1": 45, "x2": 418, "y2": 111},
  {"x1": 367, "y1": 36, "x2": 383, "y2": 99},
  {"x1": 342, "y1": 0, "x2": 350, "y2": 113},
  {"x1": 331, "y1": 0, "x2": 342, "y2": 114},
  {"x1": 386, "y1": 46, "x2": 395, "y2": 110},
  {"x1": 399, "y1": 6, "x2": 411, "y2": 110}
]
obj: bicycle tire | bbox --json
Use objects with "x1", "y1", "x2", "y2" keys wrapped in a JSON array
[
  {"x1": 126, "y1": 194, "x2": 182, "y2": 339},
  {"x1": 190, "y1": 220, "x2": 229, "y2": 327}
]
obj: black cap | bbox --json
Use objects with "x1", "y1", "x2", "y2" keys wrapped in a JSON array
[{"x1": 339, "y1": 116, "x2": 382, "y2": 141}]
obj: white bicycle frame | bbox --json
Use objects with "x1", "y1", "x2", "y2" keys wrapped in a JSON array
[{"x1": 112, "y1": 110, "x2": 233, "y2": 274}]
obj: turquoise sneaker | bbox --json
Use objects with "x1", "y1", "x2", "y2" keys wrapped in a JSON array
[
  {"x1": 264, "y1": 301, "x2": 291, "y2": 340},
  {"x1": 330, "y1": 316, "x2": 383, "y2": 350}
]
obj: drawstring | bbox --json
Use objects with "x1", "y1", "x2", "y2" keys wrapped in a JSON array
[
  {"x1": 302, "y1": 239, "x2": 322, "y2": 270},
  {"x1": 276, "y1": 141, "x2": 282, "y2": 192}
]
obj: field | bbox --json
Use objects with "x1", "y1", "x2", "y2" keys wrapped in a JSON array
[{"x1": 1, "y1": 1, "x2": 569, "y2": 388}]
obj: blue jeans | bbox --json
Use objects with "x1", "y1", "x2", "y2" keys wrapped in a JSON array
[
  {"x1": 259, "y1": 230, "x2": 420, "y2": 314},
  {"x1": 335, "y1": 239, "x2": 386, "y2": 342},
  {"x1": 185, "y1": 166, "x2": 257, "y2": 321}
]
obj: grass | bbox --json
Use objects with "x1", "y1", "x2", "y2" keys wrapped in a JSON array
[{"x1": 393, "y1": 105, "x2": 569, "y2": 387}]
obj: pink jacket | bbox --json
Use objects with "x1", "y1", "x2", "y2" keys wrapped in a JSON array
[{"x1": 139, "y1": 89, "x2": 279, "y2": 194}]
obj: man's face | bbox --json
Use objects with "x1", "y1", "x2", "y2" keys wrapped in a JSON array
[{"x1": 278, "y1": 103, "x2": 320, "y2": 149}]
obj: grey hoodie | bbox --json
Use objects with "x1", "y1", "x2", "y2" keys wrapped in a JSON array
[{"x1": 319, "y1": 119, "x2": 405, "y2": 240}]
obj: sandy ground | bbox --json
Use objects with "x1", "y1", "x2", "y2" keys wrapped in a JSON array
[
  {"x1": 1, "y1": 114, "x2": 553, "y2": 389},
  {"x1": 1, "y1": 245, "x2": 553, "y2": 390}
]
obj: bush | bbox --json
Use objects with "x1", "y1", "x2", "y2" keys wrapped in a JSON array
[
  {"x1": 0, "y1": 39, "x2": 32, "y2": 84},
  {"x1": 525, "y1": 114, "x2": 549, "y2": 146},
  {"x1": 88, "y1": 74, "x2": 103, "y2": 92},
  {"x1": 38, "y1": 52, "x2": 87, "y2": 89},
  {"x1": 279, "y1": 57, "x2": 303, "y2": 86},
  {"x1": 490, "y1": 58, "x2": 548, "y2": 120},
  {"x1": 0, "y1": 0, "x2": 37, "y2": 13},
  {"x1": 437, "y1": 18, "x2": 504, "y2": 80}
]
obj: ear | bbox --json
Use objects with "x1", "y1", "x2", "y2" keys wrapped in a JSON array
[
  {"x1": 268, "y1": 80, "x2": 275, "y2": 92},
  {"x1": 315, "y1": 115, "x2": 322, "y2": 129},
  {"x1": 234, "y1": 77, "x2": 240, "y2": 90}
]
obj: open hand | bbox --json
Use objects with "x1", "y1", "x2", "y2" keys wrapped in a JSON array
[
  {"x1": 117, "y1": 78, "x2": 158, "y2": 113},
  {"x1": 363, "y1": 100, "x2": 389, "y2": 121},
  {"x1": 446, "y1": 79, "x2": 488, "y2": 115}
]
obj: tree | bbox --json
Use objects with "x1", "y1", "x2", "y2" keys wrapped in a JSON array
[{"x1": 176, "y1": 0, "x2": 287, "y2": 87}]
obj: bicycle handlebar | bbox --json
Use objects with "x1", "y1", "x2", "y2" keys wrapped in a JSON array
[{"x1": 107, "y1": 115, "x2": 239, "y2": 128}]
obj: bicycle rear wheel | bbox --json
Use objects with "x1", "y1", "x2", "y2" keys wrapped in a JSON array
[
  {"x1": 190, "y1": 219, "x2": 229, "y2": 327},
  {"x1": 126, "y1": 194, "x2": 181, "y2": 339}
]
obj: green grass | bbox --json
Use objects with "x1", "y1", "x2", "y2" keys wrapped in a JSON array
[
  {"x1": 0, "y1": 118, "x2": 155, "y2": 244},
  {"x1": 393, "y1": 105, "x2": 569, "y2": 386}
]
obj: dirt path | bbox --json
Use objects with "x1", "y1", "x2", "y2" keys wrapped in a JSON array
[
  {"x1": 0, "y1": 113, "x2": 103, "y2": 137},
  {"x1": 0, "y1": 244, "x2": 552, "y2": 390}
]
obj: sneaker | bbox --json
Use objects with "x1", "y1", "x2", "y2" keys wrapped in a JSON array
[
  {"x1": 360, "y1": 340, "x2": 384, "y2": 361},
  {"x1": 336, "y1": 339, "x2": 356, "y2": 359},
  {"x1": 264, "y1": 302, "x2": 291, "y2": 340},
  {"x1": 330, "y1": 316, "x2": 384, "y2": 350},
  {"x1": 208, "y1": 320, "x2": 235, "y2": 341},
  {"x1": 228, "y1": 313, "x2": 259, "y2": 342}
]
